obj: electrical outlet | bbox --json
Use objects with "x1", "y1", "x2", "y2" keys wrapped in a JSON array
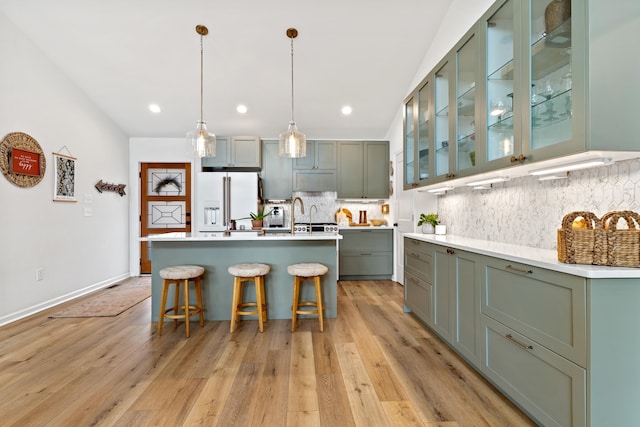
[{"x1": 35, "y1": 268, "x2": 43, "y2": 281}]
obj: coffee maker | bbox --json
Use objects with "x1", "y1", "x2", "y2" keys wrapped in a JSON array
[{"x1": 270, "y1": 206, "x2": 284, "y2": 227}]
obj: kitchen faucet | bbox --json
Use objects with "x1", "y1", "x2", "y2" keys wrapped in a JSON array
[
  {"x1": 291, "y1": 196, "x2": 304, "y2": 234},
  {"x1": 309, "y1": 205, "x2": 318, "y2": 234}
]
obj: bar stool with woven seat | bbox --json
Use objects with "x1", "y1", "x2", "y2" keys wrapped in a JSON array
[
  {"x1": 288, "y1": 262, "x2": 328, "y2": 332},
  {"x1": 228, "y1": 263, "x2": 270, "y2": 332},
  {"x1": 157, "y1": 265, "x2": 205, "y2": 338}
]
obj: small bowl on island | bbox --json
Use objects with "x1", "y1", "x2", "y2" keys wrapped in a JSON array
[{"x1": 370, "y1": 219, "x2": 386, "y2": 227}]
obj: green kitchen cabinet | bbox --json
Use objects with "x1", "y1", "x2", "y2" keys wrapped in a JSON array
[
  {"x1": 403, "y1": 237, "x2": 433, "y2": 324},
  {"x1": 292, "y1": 140, "x2": 337, "y2": 191},
  {"x1": 403, "y1": 0, "x2": 640, "y2": 190},
  {"x1": 261, "y1": 140, "x2": 292, "y2": 200},
  {"x1": 201, "y1": 136, "x2": 261, "y2": 169},
  {"x1": 337, "y1": 141, "x2": 389, "y2": 198},
  {"x1": 339, "y1": 228, "x2": 393, "y2": 280}
]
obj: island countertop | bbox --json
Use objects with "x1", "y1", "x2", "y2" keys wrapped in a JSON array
[{"x1": 144, "y1": 231, "x2": 342, "y2": 242}]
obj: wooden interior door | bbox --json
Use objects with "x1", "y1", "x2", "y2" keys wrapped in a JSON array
[{"x1": 140, "y1": 162, "x2": 191, "y2": 274}]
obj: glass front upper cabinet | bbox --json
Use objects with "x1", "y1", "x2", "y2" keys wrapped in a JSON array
[
  {"x1": 403, "y1": 95, "x2": 415, "y2": 188},
  {"x1": 456, "y1": 34, "x2": 478, "y2": 172},
  {"x1": 486, "y1": 0, "x2": 516, "y2": 163},
  {"x1": 417, "y1": 80, "x2": 430, "y2": 181},
  {"x1": 528, "y1": 0, "x2": 572, "y2": 151},
  {"x1": 434, "y1": 61, "x2": 451, "y2": 178}
]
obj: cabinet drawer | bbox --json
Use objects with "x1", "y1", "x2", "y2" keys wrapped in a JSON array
[
  {"x1": 339, "y1": 253, "x2": 392, "y2": 276},
  {"x1": 404, "y1": 237, "x2": 431, "y2": 256},
  {"x1": 481, "y1": 315, "x2": 586, "y2": 427},
  {"x1": 340, "y1": 229, "x2": 392, "y2": 252},
  {"x1": 404, "y1": 252, "x2": 433, "y2": 284},
  {"x1": 404, "y1": 271, "x2": 432, "y2": 324},
  {"x1": 481, "y1": 257, "x2": 586, "y2": 366}
]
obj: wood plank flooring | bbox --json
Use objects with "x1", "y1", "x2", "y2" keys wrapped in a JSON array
[{"x1": 0, "y1": 279, "x2": 535, "y2": 426}]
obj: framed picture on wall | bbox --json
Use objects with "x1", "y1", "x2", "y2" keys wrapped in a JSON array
[{"x1": 53, "y1": 152, "x2": 77, "y2": 202}]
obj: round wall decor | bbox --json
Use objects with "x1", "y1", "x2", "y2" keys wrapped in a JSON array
[{"x1": 0, "y1": 132, "x2": 46, "y2": 188}]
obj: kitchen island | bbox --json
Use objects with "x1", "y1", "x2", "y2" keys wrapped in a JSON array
[{"x1": 145, "y1": 231, "x2": 342, "y2": 322}]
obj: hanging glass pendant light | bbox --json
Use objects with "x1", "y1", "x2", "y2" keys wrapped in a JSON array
[
  {"x1": 279, "y1": 28, "x2": 307, "y2": 158},
  {"x1": 187, "y1": 25, "x2": 216, "y2": 158}
]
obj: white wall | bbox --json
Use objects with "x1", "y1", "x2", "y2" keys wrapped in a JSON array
[
  {"x1": 0, "y1": 12, "x2": 130, "y2": 325},
  {"x1": 128, "y1": 138, "x2": 197, "y2": 275}
]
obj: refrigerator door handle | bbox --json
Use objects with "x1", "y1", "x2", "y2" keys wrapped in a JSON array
[
  {"x1": 227, "y1": 176, "x2": 232, "y2": 226},
  {"x1": 223, "y1": 176, "x2": 228, "y2": 226}
]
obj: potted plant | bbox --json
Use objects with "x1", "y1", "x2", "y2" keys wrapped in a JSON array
[
  {"x1": 417, "y1": 213, "x2": 439, "y2": 234},
  {"x1": 247, "y1": 206, "x2": 273, "y2": 230}
]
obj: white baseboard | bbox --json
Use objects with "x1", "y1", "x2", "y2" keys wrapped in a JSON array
[{"x1": 0, "y1": 273, "x2": 132, "y2": 327}]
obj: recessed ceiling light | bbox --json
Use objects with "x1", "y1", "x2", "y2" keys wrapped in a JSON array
[
  {"x1": 236, "y1": 104, "x2": 248, "y2": 114},
  {"x1": 148, "y1": 104, "x2": 161, "y2": 113},
  {"x1": 341, "y1": 105, "x2": 352, "y2": 115}
]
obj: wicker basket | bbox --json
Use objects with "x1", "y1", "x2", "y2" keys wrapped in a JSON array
[
  {"x1": 557, "y1": 211, "x2": 606, "y2": 265},
  {"x1": 602, "y1": 210, "x2": 640, "y2": 267}
]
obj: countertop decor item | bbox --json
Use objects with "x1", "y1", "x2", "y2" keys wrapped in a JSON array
[
  {"x1": 0, "y1": 132, "x2": 46, "y2": 188},
  {"x1": 418, "y1": 213, "x2": 439, "y2": 234},
  {"x1": 186, "y1": 25, "x2": 216, "y2": 158},
  {"x1": 279, "y1": 28, "x2": 306, "y2": 158},
  {"x1": 370, "y1": 219, "x2": 386, "y2": 226},
  {"x1": 601, "y1": 210, "x2": 640, "y2": 267},
  {"x1": 335, "y1": 208, "x2": 352, "y2": 224},
  {"x1": 557, "y1": 211, "x2": 606, "y2": 265}
]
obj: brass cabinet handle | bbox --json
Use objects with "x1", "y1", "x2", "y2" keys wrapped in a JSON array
[
  {"x1": 509, "y1": 154, "x2": 527, "y2": 164},
  {"x1": 505, "y1": 334, "x2": 533, "y2": 350},
  {"x1": 446, "y1": 248, "x2": 455, "y2": 255},
  {"x1": 505, "y1": 265, "x2": 533, "y2": 274},
  {"x1": 360, "y1": 253, "x2": 372, "y2": 256}
]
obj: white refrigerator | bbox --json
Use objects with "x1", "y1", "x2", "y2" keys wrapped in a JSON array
[{"x1": 196, "y1": 172, "x2": 258, "y2": 232}]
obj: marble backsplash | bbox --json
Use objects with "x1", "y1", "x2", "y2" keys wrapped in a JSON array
[
  {"x1": 264, "y1": 192, "x2": 390, "y2": 227},
  {"x1": 436, "y1": 158, "x2": 640, "y2": 250}
]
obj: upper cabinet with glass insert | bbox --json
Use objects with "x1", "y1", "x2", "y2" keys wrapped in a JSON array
[
  {"x1": 403, "y1": 0, "x2": 640, "y2": 190},
  {"x1": 404, "y1": 76, "x2": 433, "y2": 189},
  {"x1": 484, "y1": 0, "x2": 518, "y2": 165},
  {"x1": 455, "y1": 31, "x2": 480, "y2": 174}
]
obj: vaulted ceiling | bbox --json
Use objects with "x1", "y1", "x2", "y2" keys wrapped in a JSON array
[{"x1": 0, "y1": 0, "x2": 453, "y2": 139}]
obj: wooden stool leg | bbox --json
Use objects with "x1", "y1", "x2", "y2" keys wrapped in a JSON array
[
  {"x1": 230, "y1": 277, "x2": 241, "y2": 332},
  {"x1": 172, "y1": 280, "x2": 180, "y2": 329},
  {"x1": 256, "y1": 277, "x2": 264, "y2": 333},
  {"x1": 291, "y1": 276, "x2": 300, "y2": 332},
  {"x1": 260, "y1": 275, "x2": 268, "y2": 322},
  {"x1": 195, "y1": 277, "x2": 204, "y2": 327},
  {"x1": 158, "y1": 281, "x2": 169, "y2": 336},
  {"x1": 314, "y1": 276, "x2": 324, "y2": 332},
  {"x1": 183, "y1": 279, "x2": 191, "y2": 337}
]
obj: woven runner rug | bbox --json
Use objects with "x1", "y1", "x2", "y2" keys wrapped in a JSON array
[{"x1": 49, "y1": 276, "x2": 150, "y2": 318}]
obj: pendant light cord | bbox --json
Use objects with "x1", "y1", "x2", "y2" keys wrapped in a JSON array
[
  {"x1": 290, "y1": 36, "x2": 295, "y2": 123},
  {"x1": 200, "y1": 34, "x2": 204, "y2": 123}
]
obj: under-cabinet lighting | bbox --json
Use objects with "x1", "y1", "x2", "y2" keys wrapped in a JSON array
[
  {"x1": 465, "y1": 177, "x2": 509, "y2": 186},
  {"x1": 472, "y1": 185, "x2": 491, "y2": 190},
  {"x1": 529, "y1": 158, "x2": 613, "y2": 176},
  {"x1": 427, "y1": 186, "x2": 454, "y2": 193},
  {"x1": 537, "y1": 173, "x2": 568, "y2": 181}
]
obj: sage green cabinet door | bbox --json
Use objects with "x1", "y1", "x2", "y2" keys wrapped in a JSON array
[
  {"x1": 201, "y1": 136, "x2": 260, "y2": 168},
  {"x1": 337, "y1": 141, "x2": 364, "y2": 198},
  {"x1": 261, "y1": 140, "x2": 292, "y2": 200},
  {"x1": 481, "y1": 315, "x2": 586, "y2": 427},
  {"x1": 201, "y1": 136, "x2": 230, "y2": 168},
  {"x1": 293, "y1": 140, "x2": 337, "y2": 170},
  {"x1": 432, "y1": 245, "x2": 452, "y2": 340},
  {"x1": 230, "y1": 136, "x2": 261, "y2": 168},
  {"x1": 339, "y1": 229, "x2": 393, "y2": 279},
  {"x1": 404, "y1": 271, "x2": 432, "y2": 324},
  {"x1": 452, "y1": 249, "x2": 481, "y2": 365},
  {"x1": 364, "y1": 141, "x2": 390, "y2": 198},
  {"x1": 403, "y1": 94, "x2": 417, "y2": 189},
  {"x1": 292, "y1": 170, "x2": 336, "y2": 192}
]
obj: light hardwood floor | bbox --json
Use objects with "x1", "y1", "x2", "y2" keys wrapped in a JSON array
[{"x1": 0, "y1": 279, "x2": 535, "y2": 426}]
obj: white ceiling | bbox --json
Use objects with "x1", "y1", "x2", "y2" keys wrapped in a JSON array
[{"x1": 0, "y1": 0, "x2": 453, "y2": 140}]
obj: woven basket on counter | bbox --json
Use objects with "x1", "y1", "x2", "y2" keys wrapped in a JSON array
[
  {"x1": 557, "y1": 211, "x2": 607, "y2": 265},
  {"x1": 602, "y1": 210, "x2": 640, "y2": 267}
]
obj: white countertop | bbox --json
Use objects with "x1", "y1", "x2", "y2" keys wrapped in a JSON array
[
  {"x1": 404, "y1": 233, "x2": 640, "y2": 279},
  {"x1": 144, "y1": 231, "x2": 342, "y2": 242}
]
